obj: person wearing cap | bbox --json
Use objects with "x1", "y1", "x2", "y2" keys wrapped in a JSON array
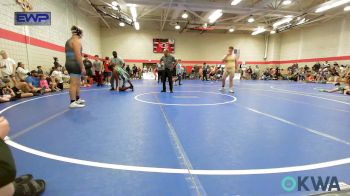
[
  {"x1": 65, "y1": 25, "x2": 86, "y2": 108},
  {"x1": 160, "y1": 49, "x2": 176, "y2": 93}
]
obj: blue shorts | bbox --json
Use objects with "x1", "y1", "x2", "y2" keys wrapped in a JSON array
[{"x1": 70, "y1": 73, "x2": 81, "y2": 78}]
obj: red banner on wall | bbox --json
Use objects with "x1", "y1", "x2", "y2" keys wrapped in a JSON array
[{"x1": 153, "y1": 38, "x2": 175, "y2": 53}]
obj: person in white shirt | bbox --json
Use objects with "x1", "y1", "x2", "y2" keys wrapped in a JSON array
[
  {"x1": 220, "y1": 46, "x2": 237, "y2": 93},
  {"x1": 0, "y1": 50, "x2": 17, "y2": 86},
  {"x1": 16, "y1": 62, "x2": 29, "y2": 81},
  {"x1": 51, "y1": 66, "x2": 64, "y2": 90}
]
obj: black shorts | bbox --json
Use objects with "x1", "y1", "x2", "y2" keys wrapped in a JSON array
[
  {"x1": 0, "y1": 139, "x2": 16, "y2": 187},
  {"x1": 57, "y1": 83, "x2": 64, "y2": 90},
  {"x1": 65, "y1": 62, "x2": 81, "y2": 75}
]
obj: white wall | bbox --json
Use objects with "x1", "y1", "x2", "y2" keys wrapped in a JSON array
[
  {"x1": 279, "y1": 15, "x2": 350, "y2": 66},
  {"x1": 100, "y1": 29, "x2": 268, "y2": 65},
  {"x1": 0, "y1": 0, "x2": 349, "y2": 70},
  {"x1": 0, "y1": 0, "x2": 101, "y2": 71},
  {"x1": 266, "y1": 34, "x2": 281, "y2": 61}
]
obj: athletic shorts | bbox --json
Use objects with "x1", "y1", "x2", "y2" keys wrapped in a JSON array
[
  {"x1": 0, "y1": 139, "x2": 16, "y2": 187},
  {"x1": 224, "y1": 68, "x2": 235, "y2": 76},
  {"x1": 86, "y1": 69, "x2": 93, "y2": 77},
  {"x1": 65, "y1": 62, "x2": 81, "y2": 75},
  {"x1": 70, "y1": 73, "x2": 81, "y2": 78},
  {"x1": 104, "y1": 72, "x2": 112, "y2": 77}
]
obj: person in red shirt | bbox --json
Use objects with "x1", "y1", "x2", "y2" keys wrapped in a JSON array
[{"x1": 103, "y1": 57, "x2": 112, "y2": 85}]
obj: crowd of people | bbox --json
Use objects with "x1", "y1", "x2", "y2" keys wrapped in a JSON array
[
  {"x1": 255, "y1": 62, "x2": 350, "y2": 84},
  {"x1": 0, "y1": 49, "x2": 145, "y2": 105},
  {"x1": 167, "y1": 61, "x2": 350, "y2": 95}
]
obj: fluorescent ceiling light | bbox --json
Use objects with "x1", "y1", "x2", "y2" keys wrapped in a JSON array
[
  {"x1": 345, "y1": 6, "x2": 350, "y2": 11},
  {"x1": 111, "y1": 1, "x2": 118, "y2": 6},
  {"x1": 119, "y1": 22, "x2": 125, "y2": 27},
  {"x1": 231, "y1": 0, "x2": 242, "y2": 5},
  {"x1": 273, "y1": 17, "x2": 293, "y2": 28},
  {"x1": 315, "y1": 0, "x2": 350, "y2": 13},
  {"x1": 175, "y1": 23, "x2": 180, "y2": 30},
  {"x1": 112, "y1": 6, "x2": 118, "y2": 10},
  {"x1": 296, "y1": 18, "x2": 306, "y2": 25},
  {"x1": 129, "y1": 5, "x2": 138, "y2": 21},
  {"x1": 282, "y1": 0, "x2": 292, "y2": 5},
  {"x1": 270, "y1": 30, "x2": 276, "y2": 34},
  {"x1": 248, "y1": 15, "x2": 255, "y2": 23},
  {"x1": 208, "y1": 9, "x2": 223, "y2": 23},
  {"x1": 134, "y1": 21, "x2": 140, "y2": 30},
  {"x1": 182, "y1": 11, "x2": 188, "y2": 19},
  {"x1": 252, "y1": 27, "x2": 266, "y2": 35},
  {"x1": 126, "y1": 3, "x2": 137, "y2": 7},
  {"x1": 229, "y1": 28, "x2": 235, "y2": 32}
]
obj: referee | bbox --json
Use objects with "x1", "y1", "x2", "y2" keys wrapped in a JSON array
[{"x1": 160, "y1": 49, "x2": 176, "y2": 93}]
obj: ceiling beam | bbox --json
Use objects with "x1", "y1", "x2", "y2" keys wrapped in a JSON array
[
  {"x1": 185, "y1": 9, "x2": 206, "y2": 22},
  {"x1": 85, "y1": 0, "x2": 111, "y2": 28},
  {"x1": 139, "y1": 3, "x2": 166, "y2": 18},
  {"x1": 160, "y1": 0, "x2": 173, "y2": 32},
  {"x1": 124, "y1": 0, "x2": 301, "y2": 15}
]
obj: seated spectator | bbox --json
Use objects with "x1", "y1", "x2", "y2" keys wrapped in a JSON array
[
  {"x1": 49, "y1": 66, "x2": 55, "y2": 75},
  {"x1": 298, "y1": 67, "x2": 305, "y2": 81},
  {"x1": 51, "y1": 66, "x2": 64, "y2": 90},
  {"x1": 15, "y1": 80, "x2": 44, "y2": 95},
  {"x1": 37, "y1": 66, "x2": 44, "y2": 75},
  {"x1": 313, "y1": 62, "x2": 321, "y2": 72},
  {"x1": 0, "y1": 79, "x2": 12, "y2": 103},
  {"x1": 39, "y1": 75, "x2": 51, "y2": 93},
  {"x1": 245, "y1": 66, "x2": 253, "y2": 80},
  {"x1": 261, "y1": 68, "x2": 271, "y2": 80},
  {"x1": 1, "y1": 78, "x2": 33, "y2": 99},
  {"x1": 305, "y1": 73, "x2": 315, "y2": 82},
  {"x1": 15, "y1": 62, "x2": 29, "y2": 82},
  {"x1": 274, "y1": 66, "x2": 283, "y2": 80},
  {"x1": 328, "y1": 66, "x2": 340, "y2": 82},
  {"x1": 0, "y1": 116, "x2": 46, "y2": 196},
  {"x1": 25, "y1": 71, "x2": 40, "y2": 88},
  {"x1": 209, "y1": 66, "x2": 217, "y2": 80},
  {"x1": 46, "y1": 77, "x2": 60, "y2": 92},
  {"x1": 252, "y1": 65, "x2": 260, "y2": 80}
]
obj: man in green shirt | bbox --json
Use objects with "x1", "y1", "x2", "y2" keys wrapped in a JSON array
[{"x1": 160, "y1": 49, "x2": 176, "y2": 93}]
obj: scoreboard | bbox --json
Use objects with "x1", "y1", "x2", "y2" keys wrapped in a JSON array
[{"x1": 153, "y1": 38, "x2": 175, "y2": 53}]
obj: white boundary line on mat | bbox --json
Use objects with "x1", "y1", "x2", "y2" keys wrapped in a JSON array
[
  {"x1": 134, "y1": 91, "x2": 237, "y2": 106},
  {"x1": 1, "y1": 88, "x2": 350, "y2": 175}
]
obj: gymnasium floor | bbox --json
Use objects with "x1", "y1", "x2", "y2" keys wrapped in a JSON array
[{"x1": 1, "y1": 80, "x2": 350, "y2": 196}]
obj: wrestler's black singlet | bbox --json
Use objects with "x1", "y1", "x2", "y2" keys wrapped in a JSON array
[{"x1": 65, "y1": 39, "x2": 82, "y2": 75}]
